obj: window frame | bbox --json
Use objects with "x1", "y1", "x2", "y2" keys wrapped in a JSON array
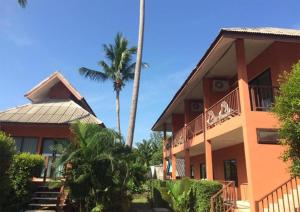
[
  {"x1": 257, "y1": 128, "x2": 279, "y2": 145},
  {"x1": 200, "y1": 163, "x2": 207, "y2": 179},
  {"x1": 13, "y1": 136, "x2": 39, "y2": 154},
  {"x1": 223, "y1": 159, "x2": 238, "y2": 186}
]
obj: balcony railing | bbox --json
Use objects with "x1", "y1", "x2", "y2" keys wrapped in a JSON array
[
  {"x1": 187, "y1": 113, "x2": 204, "y2": 139},
  {"x1": 250, "y1": 85, "x2": 279, "y2": 111},
  {"x1": 173, "y1": 127, "x2": 186, "y2": 147},
  {"x1": 206, "y1": 88, "x2": 241, "y2": 129}
]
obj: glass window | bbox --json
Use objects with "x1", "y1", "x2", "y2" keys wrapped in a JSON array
[
  {"x1": 257, "y1": 129, "x2": 279, "y2": 144},
  {"x1": 42, "y1": 138, "x2": 68, "y2": 155},
  {"x1": 14, "y1": 137, "x2": 23, "y2": 152},
  {"x1": 224, "y1": 160, "x2": 238, "y2": 186},
  {"x1": 13, "y1": 137, "x2": 37, "y2": 153},
  {"x1": 200, "y1": 163, "x2": 206, "y2": 179},
  {"x1": 190, "y1": 165, "x2": 194, "y2": 179}
]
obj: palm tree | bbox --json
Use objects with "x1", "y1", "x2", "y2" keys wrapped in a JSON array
[
  {"x1": 18, "y1": 0, "x2": 27, "y2": 7},
  {"x1": 126, "y1": 0, "x2": 145, "y2": 148},
  {"x1": 79, "y1": 33, "x2": 138, "y2": 138}
]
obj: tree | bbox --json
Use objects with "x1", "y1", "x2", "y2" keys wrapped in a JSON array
[
  {"x1": 126, "y1": 0, "x2": 146, "y2": 148},
  {"x1": 79, "y1": 33, "x2": 138, "y2": 138},
  {"x1": 56, "y1": 122, "x2": 147, "y2": 211},
  {"x1": 18, "y1": 0, "x2": 27, "y2": 8},
  {"x1": 136, "y1": 132, "x2": 163, "y2": 167},
  {"x1": 273, "y1": 61, "x2": 300, "y2": 176}
]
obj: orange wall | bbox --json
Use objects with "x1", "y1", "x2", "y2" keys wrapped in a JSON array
[
  {"x1": 190, "y1": 143, "x2": 247, "y2": 199},
  {"x1": 172, "y1": 113, "x2": 184, "y2": 133},
  {"x1": 247, "y1": 41, "x2": 300, "y2": 85},
  {"x1": 0, "y1": 123, "x2": 72, "y2": 154}
]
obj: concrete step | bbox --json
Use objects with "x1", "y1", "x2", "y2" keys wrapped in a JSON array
[
  {"x1": 25, "y1": 210, "x2": 56, "y2": 212},
  {"x1": 28, "y1": 203, "x2": 56, "y2": 208}
]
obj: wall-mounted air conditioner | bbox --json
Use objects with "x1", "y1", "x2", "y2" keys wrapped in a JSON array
[{"x1": 212, "y1": 80, "x2": 229, "y2": 92}]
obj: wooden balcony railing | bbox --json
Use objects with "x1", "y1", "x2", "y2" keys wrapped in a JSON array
[
  {"x1": 173, "y1": 127, "x2": 186, "y2": 147},
  {"x1": 250, "y1": 85, "x2": 279, "y2": 111},
  {"x1": 186, "y1": 113, "x2": 204, "y2": 139},
  {"x1": 206, "y1": 88, "x2": 241, "y2": 129}
]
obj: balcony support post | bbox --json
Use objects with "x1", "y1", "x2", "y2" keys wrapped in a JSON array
[
  {"x1": 236, "y1": 38, "x2": 257, "y2": 211},
  {"x1": 203, "y1": 78, "x2": 214, "y2": 180},
  {"x1": 163, "y1": 123, "x2": 167, "y2": 180}
]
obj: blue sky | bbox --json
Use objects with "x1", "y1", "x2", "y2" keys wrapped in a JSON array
[{"x1": 1, "y1": 0, "x2": 300, "y2": 144}]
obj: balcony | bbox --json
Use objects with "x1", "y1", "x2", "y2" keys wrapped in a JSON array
[
  {"x1": 186, "y1": 113, "x2": 204, "y2": 140},
  {"x1": 206, "y1": 88, "x2": 241, "y2": 129},
  {"x1": 250, "y1": 85, "x2": 278, "y2": 111}
]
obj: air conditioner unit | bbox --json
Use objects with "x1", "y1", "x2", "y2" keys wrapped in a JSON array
[
  {"x1": 191, "y1": 102, "x2": 203, "y2": 112},
  {"x1": 212, "y1": 80, "x2": 229, "y2": 92}
]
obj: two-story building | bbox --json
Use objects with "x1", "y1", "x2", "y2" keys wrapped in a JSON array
[{"x1": 152, "y1": 27, "x2": 300, "y2": 211}]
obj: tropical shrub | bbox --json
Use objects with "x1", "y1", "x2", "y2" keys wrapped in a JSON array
[
  {"x1": 8, "y1": 153, "x2": 44, "y2": 200},
  {"x1": 56, "y1": 122, "x2": 147, "y2": 212},
  {"x1": 0, "y1": 131, "x2": 16, "y2": 210},
  {"x1": 0, "y1": 131, "x2": 16, "y2": 176},
  {"x1": 273, "y1": 61, "x2": 300, "y2": 176},
  {"x1": 149, "y1": 179, "x2": 222, "y2": 212}
]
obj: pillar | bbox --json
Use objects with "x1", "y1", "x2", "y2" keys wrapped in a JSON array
[
  {"x1": 235, "y1": 39, "x2": 256, "y2": 211},
  {"x1": 203, "y1": 78, "x2": 214, "y2": 180},
  {"x1": 37, "y1": 137, "x2": 43, "y2": 154},
  {"x1": 163, "y1": 123, "x2": 167, "y2": 179},
  {"x1": 171, "y1": 154, "x2": 177, "y2": 180}
]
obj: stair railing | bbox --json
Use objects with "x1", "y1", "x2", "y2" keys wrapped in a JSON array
[
  {"x1": 255, "y1": 177, "x2": 300, "y2": 212},
  {"x1": 210, "y1": 181, "x2": 236, "y2": 212}
]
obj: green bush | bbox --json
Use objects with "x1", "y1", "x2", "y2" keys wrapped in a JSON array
[
  {"x1": 192, "y1": 180, "x2": 222, "y2": 212},
  {"x1": 8, "y1": 153, "x2": 44, "y2": 200},
  {"x1": 149, "y1": 179, "x2": 222, "y2": 212},
  {"x1": 0, "y1": 131, "x2": 16, "y2": 176},
  {"x1": 0, "y1": 132, "x2": 16, "y2": 210}
]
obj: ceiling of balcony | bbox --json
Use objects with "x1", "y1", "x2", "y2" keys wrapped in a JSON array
[{"x1": 153, "y1": 37, "x2": 274, "y2": 132}]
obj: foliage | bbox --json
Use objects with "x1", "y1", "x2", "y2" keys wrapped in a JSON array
[
  {"x1": 8, "y1": 153, "x2": 44, "y2": 200},
  {"x1": 56, "y1": 122, "x2": 147, "y2": 212},
  {"x1": 79, "y1": 33, "x2": 147, "y2": 137},
  {"x1": 135, "y1": 132, "x2": 163, "y2": 167},
  {"x1": 149, "y1": 179, "x2": 222, "y2": 212},
  {"x1": 0, "y1": 131, "x2": 16, "y2": 177},
  {"x1": 273, "y1": 61, "x2": 300, "y2": 176},
  {"x1": 0, "y1": 132, "x2": 16, "y2": 209}
]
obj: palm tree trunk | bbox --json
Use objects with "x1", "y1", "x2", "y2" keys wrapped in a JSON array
[
  {"x1": 116, "y1": 90, "x2": 121, "y2": 139},
  {"x1": 126, "y1": 0, "x2": 145, "y2": 148}
]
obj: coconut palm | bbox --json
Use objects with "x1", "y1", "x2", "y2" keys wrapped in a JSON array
[
  {"x1": 18, "y1": 0, "x2": 27, "y2": 7},
  {"x1": 79, "y1": 33, "x2": 141, "y2": 138},
  {"x1": 126, "y1": 0, "x2": 145, "y2": 148}
]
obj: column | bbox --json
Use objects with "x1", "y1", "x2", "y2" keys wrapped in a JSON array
[
  {"x1": 163, "y1": 124, "x2": 167, "y2": 180},
  {"x1": 235, "y1": 39, "x2": 256, "y2": 211},
  {"x1": 203, "y1": 78, "x2": 214, "y2": 180}
]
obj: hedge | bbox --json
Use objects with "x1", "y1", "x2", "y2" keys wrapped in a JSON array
[
  {"x1": 8, "y1": 153, "x2": 44, "y2": 200},
  {"x1": 149, "y1": 178, "x2": 222, "y2": 212}
]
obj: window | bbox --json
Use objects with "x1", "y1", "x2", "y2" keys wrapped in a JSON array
[
  {"x1": 249, "y1": 69, "x2": 275, "y2": 111},
  {"x1": 42, "y1": 138, "x2": 68, "y2": 178},
  {"x1": 200, "y1": 163, "x2": 206, "y2": 179},
  {"x1": 42, "y1": 138, "x2": 68, "y2": 155},
  {"x1": 13, "y1": 137, "x2": 38, "y2": 153},
  {"x1": 190, "y1": 165, "x2": 194, "y2": 179},
  {"x1": 224, "y1": 160, "x2": 238, "y2": 186},
  {"x1": 257, "y1": 129, "x2": 279, "y2": 144}
]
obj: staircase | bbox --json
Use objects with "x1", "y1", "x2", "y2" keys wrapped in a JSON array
[
  {"x1": 26, "y1": 185, "x2": 66, "y2": 211},
  {"x1": 256, "y1": 177, "x2": 300, "y2": 212}
]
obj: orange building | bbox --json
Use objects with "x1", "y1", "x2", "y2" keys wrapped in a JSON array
[
  {"x1": 152, "y1": 28, "x2": 300, "y2": 211},
  {"x1": 0, "y1": 72, "x2": 104, "y2": 178}
]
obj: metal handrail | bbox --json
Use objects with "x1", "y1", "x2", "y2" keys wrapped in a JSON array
[
  {"x1": 210, "y1": 181, "x2": 236, "y2": 212},
  {"x1": 256, "y1": 177, "x2": 300, "y2": 212}
]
